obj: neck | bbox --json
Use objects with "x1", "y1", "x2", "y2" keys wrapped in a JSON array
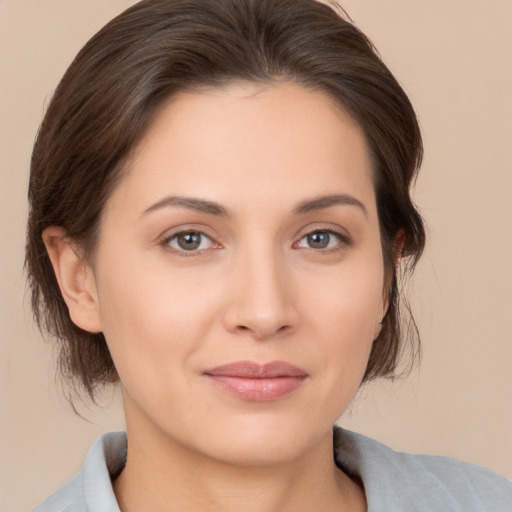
[{"x1": 113, "y1": 417, "x2": 365, "y2": 512}]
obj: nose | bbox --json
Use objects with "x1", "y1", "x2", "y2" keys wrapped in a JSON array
[{"x1": 222, "y1": 246, "x2": 299, "y2": 340}]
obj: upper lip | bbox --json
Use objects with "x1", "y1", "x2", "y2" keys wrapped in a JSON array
[{"x1": 204, "y1": 361, "x2": 308, "y2": 378}]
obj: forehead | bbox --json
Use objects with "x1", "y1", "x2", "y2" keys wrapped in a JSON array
[{"x1": 109, "y1": 81, "x2": 376, "y2": 219}]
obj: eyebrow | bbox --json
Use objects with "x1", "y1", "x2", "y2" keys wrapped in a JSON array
[
  {"x1": 293, "y1": 194, "x2": 367, "y2": 217},
  {"x1": 142, "y1": 196, "x2": 231, "y2": 217},
  {"x1": 141, "y1": 193, "x2": 367, "y2": 218}
]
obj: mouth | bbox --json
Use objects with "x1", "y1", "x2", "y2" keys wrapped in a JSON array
[{"x1": 203, "y1": 361, "x2": 309, "y2": 402}]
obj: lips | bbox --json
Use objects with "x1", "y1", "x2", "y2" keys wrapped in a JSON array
[{"x1": 203, "y1": 361, "x2": 308, "y2": 402}]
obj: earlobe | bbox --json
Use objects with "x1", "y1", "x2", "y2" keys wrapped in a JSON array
[
  {"x1": 42, "y1": 227, "x2": 102, "y2": 333},
  {"x1": 376, "y1": 229, "x2": 405, "y2": 339},
  {"x1": 394, "y1": 229, "x2": 406, "y2": 265},
  {"x1": 373, "y1": 316, "x2": 384, "y2": 340}
]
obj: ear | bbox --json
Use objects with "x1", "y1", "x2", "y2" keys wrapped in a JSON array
[
  {"x1": 42, "y1": 226, "x2": 102, "y2": 333},
  {"x1": 375, "y1": 229, "x2": 406, "y2": 338}
]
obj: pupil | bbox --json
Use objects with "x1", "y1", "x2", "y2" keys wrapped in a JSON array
[
  {"x1": 178, "y1": 232, "x2": 201, "y2": 250},
  {"x1": 308, "y1": 232, "x2": 329, "y2": 249}
]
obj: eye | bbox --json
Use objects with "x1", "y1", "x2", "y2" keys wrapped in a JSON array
[
  {"x1": 295, "y1": 229, "x2": 346, "y2": 250},
  {"x1": 165, "y1": 231, "x2": 216, "y2": 252}
]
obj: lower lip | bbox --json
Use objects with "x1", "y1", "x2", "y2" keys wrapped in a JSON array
[{"x1": 206, "y1": 375, "x2": 307, "y2": 401}]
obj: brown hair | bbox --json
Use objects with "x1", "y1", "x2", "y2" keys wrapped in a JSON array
[{"x1": 26, "y1": 0, "x2": 425, "y2": 400}]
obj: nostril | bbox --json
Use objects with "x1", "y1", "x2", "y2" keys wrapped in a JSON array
[{"x1": 233, "y1": 323, "x2": 292, "y2": 339}]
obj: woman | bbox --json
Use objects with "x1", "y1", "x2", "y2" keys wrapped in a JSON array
[{"x1": 25, "y1": 0, "x2": 512, "y2": 510}]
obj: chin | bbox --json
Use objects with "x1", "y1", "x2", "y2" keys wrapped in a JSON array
[{"x1": 188, "y1": 413, "x2": 330, "y2": 467}]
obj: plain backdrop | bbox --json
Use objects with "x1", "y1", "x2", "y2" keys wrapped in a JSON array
[{"x1": 1, "y1": 1, "x2": 511, "y2": 510}]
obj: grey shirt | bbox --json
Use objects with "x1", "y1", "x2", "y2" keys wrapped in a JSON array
[{"x1": 34, "y1": 428, "x2": 512, "y2": 511}]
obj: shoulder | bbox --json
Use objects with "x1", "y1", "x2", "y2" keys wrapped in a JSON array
[
  {"x1": 32, "y1": 432, "x2": 126, "y2": 512},
  {"x1": 334, "y1": 427, "x2": 512, "y2": 512},
  {"x1": 32, "y1": 474, "x2": 85, "y2": 512}
]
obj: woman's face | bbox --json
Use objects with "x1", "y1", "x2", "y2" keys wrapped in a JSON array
[{"x1": 89, "y1": 81, "x2": 386, "y2": 464}]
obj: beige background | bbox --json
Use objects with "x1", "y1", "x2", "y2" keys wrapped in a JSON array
[{"x1": 1, "y1": 1, "x2": 511, "y2": 510}]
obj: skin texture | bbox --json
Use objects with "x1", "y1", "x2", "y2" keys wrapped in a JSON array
[{"x1": 43, "y1": 81, "x2": 387, "y2": 511}]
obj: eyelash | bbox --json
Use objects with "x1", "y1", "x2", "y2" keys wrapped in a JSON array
[
  {"x1": 293, "y1": 228, "x2": 351, "y2": 252},
  {"x1": 161, "y1": 230, "x2": 220, "y2": 257},
  {"x1": 160, "y1": 228, "x2": 351, "y2": 256}
]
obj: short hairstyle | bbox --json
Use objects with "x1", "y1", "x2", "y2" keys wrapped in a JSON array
[{"x1": 26, "y1": 0, "x2": 425, "y2": 400}]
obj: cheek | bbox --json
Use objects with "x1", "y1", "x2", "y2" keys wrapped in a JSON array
[
  {"x1": 307, "y1": 260, "x2": 384, "y2": 336},
  {"x1": 300, "y1": 252, "x2": 384, "y2": 384},
  {"x1": 93, "y1": 252, "x2": 223, "y2": 386}
]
